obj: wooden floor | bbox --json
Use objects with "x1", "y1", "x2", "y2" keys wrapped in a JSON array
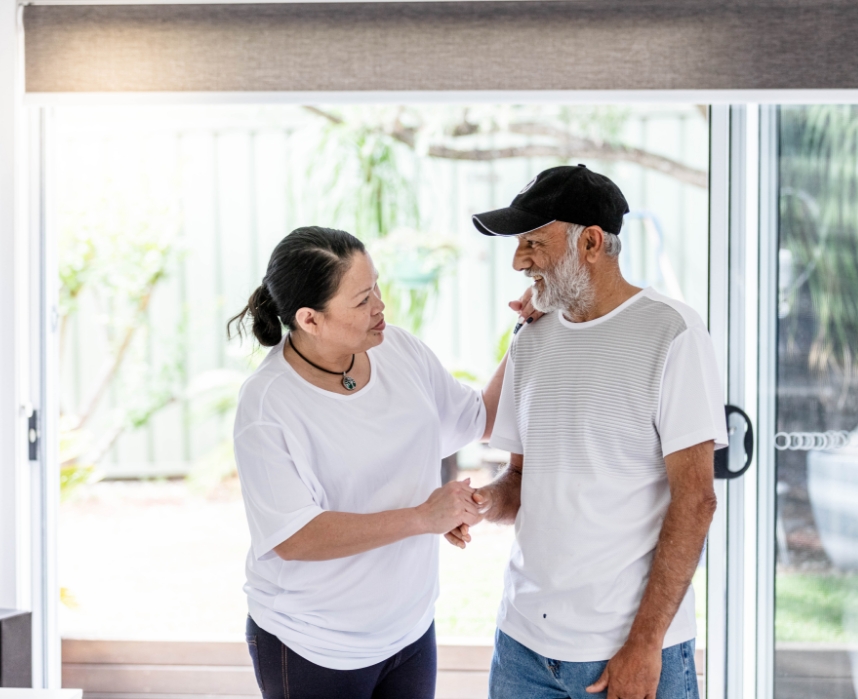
[
  {"x1": 775, "y1": 647, "x2": 858, "y2": 699},
  {"x1": 63, "y1": 639, "x2": 705, "y2": 699},
  {"x1": 63, "y1": 640, "x2": 492, "y2": 699}
]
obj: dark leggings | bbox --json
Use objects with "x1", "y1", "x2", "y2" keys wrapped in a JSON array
[{"x1": 246, "y1": 615, "x2": 437, "y2": 699}]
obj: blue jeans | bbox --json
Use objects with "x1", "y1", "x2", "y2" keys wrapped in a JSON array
[
  {"x1": 246, "y1": 615, "x2": 436, "y2": 699},
  {"x1": 489, "y1": 628, "x2": 699, "y2": 699}
]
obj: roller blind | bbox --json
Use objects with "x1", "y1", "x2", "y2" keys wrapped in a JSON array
[{"x1": 23, "y1": 1, "x2": 858, "y2": 93}]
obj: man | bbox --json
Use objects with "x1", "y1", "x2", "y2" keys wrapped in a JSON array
[{"x1": 455, "y1": 165, "x2": 727, "y2": 699}]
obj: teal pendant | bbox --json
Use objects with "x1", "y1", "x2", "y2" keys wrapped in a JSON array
[{"x1": 342, "y1": 374, "x2": 357, "y2": 391}]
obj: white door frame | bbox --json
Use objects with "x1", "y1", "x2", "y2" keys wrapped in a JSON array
[
  {"x1": 29, "y1": 105, "x2": 62, "y2": 690},
  {"x1": 707, "y1": 103, "x2": 784, "y2": 699},
  {"x1": 707, "y1": 103, "x2": 731, "y2": 699},
  {"x1": 755, "y1": 104, "x2": 780, "y2": 699},
  {"x1": 0, "y1": 0, "x2": 59, "y2": 689},
  {"x1": 0, "y1": 0, "x2": 27, "y2": 619}
]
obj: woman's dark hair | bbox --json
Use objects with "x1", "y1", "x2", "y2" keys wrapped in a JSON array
[{"x1": 228, "y1": 226, "x2": 366, "y2": 346}]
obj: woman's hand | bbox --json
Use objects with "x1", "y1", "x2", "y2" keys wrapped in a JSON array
[
  {"x1": 444, "y1": 456, "x2": 523, "y2": 549},
  {"x1": 444, "y1": 487, "x2": 493, "y2": 548},
  {"x1": 509, "y1": 286, "x2": 544, "y2": 326},
  {"x1": 417, "y1": 478, "x2": 483, "y2": 538}
]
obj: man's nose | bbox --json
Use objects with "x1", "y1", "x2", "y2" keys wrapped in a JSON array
[{"x1": 512, "y1": 246, "x2": 530, "y2": 272}]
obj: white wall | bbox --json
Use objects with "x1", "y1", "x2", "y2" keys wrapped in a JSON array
[{"x1": 0, "y1": 0, "x2": 26, "y2": 614}]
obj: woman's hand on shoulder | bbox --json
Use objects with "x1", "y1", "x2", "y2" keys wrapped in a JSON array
[
  {"x1": 509, "y1": 286, "x2": 544, "y2": 327},
  {"x1": 416, "y1": 478, "x2": 483, "y2": 540}
]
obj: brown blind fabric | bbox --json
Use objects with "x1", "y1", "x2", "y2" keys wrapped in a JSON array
[{"x1": 23, "y1": 2, "x2": 858, "y2": 93}]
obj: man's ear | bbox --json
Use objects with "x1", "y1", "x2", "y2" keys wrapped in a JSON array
[
  {"x1": 294, "y1": 307, "x2": 321, "y2": 336},
  {"x1": 582, "y1": 226, "x2": 604, "y2": 256}
]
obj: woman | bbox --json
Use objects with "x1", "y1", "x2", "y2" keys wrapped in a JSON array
[{"x1": 229, "y1": 226, "x2": 507, "y2": 699}]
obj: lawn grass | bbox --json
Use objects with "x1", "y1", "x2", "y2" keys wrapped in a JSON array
[{"x1": 776, "y1": 572, "x2": 858, "y2": 643}]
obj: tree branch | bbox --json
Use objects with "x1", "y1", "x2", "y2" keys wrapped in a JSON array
[
  {"x1": 428, "y1": 142, "x2": 707, "y2": 189},
  {"x1": 305, "y1": 105, "x2": 344, "y2": 125},
  {"x1": 304, "y1": 106, "x2": 708, "y2": 189},
  {"x1": 74, "y1": 271, "x2": 165, "y2": 431}
]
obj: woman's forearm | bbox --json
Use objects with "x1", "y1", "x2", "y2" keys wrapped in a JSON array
[
  {"x1": 274, "y1": 509, "x2": 425, "y2": 561},
  {"x1": 274, "y1": 479, "x2": 482, "y2": 561},
  {"x1": 481, "y1": 352, "x2": 508, "y2": 440}
]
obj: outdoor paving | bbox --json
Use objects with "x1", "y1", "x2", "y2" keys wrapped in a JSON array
[{"x1": 59, "y1": 473, "x2": 513, "y2": 643}]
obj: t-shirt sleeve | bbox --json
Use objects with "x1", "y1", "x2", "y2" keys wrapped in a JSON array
[
  {"x1": 657, "y1": 325, "x2": 729, "y2": 458},
  {"x1": 417, "y1": 339, "x2": 487, "y2": 457},
  {"x1": 488, "y1": 349, "x2": 522, "y2": 454},
  {"x1": 234, "y1": 422, "x2": 325, "y2": 561}
]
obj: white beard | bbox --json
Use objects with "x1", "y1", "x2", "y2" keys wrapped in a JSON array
[{"x1": 529, "y1": 240, "x2": 594, "y2": 317}]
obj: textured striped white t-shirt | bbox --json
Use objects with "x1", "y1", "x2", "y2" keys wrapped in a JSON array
[{"x1": 490, "y1": 287, "x2": 728, "y2": 662}]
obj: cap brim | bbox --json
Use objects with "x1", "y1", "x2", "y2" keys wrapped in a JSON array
[{"x1": 472, "y1": 207, "x2": 556, "y2": 237}]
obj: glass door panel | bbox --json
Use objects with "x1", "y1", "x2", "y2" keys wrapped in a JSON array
[
  {"x1": 53, "y1": 103, "x2": 713, "y2": 655},
  {"x1": 774, "y1": 105, "x2": 858, "y2": 699}
]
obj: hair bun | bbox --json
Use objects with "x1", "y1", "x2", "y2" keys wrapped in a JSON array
[{"x1": 248, "y1": 284, "x2": 283, "y2": 346}]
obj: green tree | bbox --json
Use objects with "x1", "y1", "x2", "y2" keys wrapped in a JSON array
[{"x1": 58, "y1": 183, "x2": 185, "y2": 499}]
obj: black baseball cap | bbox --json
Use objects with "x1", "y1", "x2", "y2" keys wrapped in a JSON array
[{"x1": 472, "y1": 164, "x2": 629, "y2": 237}]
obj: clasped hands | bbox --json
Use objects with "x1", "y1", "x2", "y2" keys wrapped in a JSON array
[{"x1": 416, "y1": 478, "x2": 491, "y2": 549}]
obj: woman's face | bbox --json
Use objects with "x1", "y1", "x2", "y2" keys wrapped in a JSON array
[{"x1": 309, "y1": 251, "x2": 386, "y2": 353}]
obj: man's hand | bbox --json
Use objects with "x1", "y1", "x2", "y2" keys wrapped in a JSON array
[
  {"x1": 509, "y1": 286, "x2": 544, "y2": 325},
  {"x1": 586, "y1": 639, "x2": 662, "y2": 699}
]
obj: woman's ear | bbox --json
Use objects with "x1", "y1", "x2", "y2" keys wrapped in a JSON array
[{"x1": 294, "y1": 307, "x2": 321, "y2": 336}]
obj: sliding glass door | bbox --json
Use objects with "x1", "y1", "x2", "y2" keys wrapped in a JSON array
[
  {"x1": 770, "y1": 106, "x2": 858, "y2": 699},
  {"x1": 50, "y1": 97, "x2": 858, "y2": 699}
]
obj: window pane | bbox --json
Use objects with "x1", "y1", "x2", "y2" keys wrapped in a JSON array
[
  {"x1": 56, "y1": 105, "x2": 710, "y2": 657},
  {"x1": 775, "y1": 105, "x2": 858, "y2": 699}
]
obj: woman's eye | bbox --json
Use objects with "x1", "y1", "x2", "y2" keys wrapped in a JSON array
[{"x1": 359, "y1": 296, "x2": 370, "y2": 305}]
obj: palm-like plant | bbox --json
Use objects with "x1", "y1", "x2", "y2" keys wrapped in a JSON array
[{"x1": 779, "y1": 106, "x2": 858, "y2": 389}]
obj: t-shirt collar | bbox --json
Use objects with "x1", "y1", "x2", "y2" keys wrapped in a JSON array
[{"x1": 556, "y1": 287, "x2": 650, "y2": 330}]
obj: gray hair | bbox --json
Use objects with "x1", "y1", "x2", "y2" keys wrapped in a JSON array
[{"x1": 566, "y1": 223, "x2": 622, "y2": 258}]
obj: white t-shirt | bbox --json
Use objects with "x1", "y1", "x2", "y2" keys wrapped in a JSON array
[
  {"x1": 234, "y1": 326, "x2": 486, "y2": 670},
  {"x1": 490, "y1": 287, "x2": 728, "y2": 662}
]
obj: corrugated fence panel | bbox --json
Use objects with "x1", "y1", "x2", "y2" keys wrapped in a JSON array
[
  {"x1": 57, "y1": 105, "x2": 708, "y2": 475},
  {"x1": 23, "y1": 1, "x2": 858, "y2": 93}
]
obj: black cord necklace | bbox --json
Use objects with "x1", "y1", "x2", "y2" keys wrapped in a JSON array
[{"x1": 288, "y1": 335, "x2": 358, "y2": 391}]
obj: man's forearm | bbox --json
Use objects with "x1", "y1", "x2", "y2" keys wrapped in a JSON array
[
  {"x1": 627, "y1": 490, "x2": 716, "y2": 647},
  {"x1": 482, "y1": 454, "x2": 522, "y2": 524}
]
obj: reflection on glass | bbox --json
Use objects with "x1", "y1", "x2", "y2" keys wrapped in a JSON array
[{"x1": 776, "y1": 105, "x2": 858, "y2": 699}]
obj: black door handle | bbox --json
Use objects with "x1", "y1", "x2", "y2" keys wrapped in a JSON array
[{"x1": 714, "y1": 405, "x2": 754, "y2": 480}]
